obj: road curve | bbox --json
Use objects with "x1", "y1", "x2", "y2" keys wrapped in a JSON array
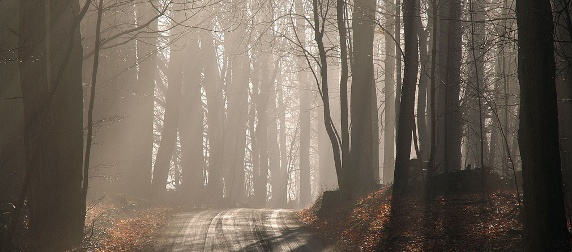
[{"x1": 155, "y1": 208, "x2": 330, "y2": 252}]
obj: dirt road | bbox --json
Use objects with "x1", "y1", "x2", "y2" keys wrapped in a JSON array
[{"x1": 155, "y1": 208, "x2": 329, "y2": 252}]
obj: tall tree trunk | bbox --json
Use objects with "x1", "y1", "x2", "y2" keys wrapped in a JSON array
[
  {"x1": 83, "y1": 0, "x2": 104, "y2": 219},
  {"x1": 393, "y1": 0, "x2": 419, "y2": 193},
  {"x1": 296, "y1": 0, "x2": 312, "y2": 207},
  {"x1": 489, "y1": 46, "x2": 502, "y2": 169},
  {"x1": 276, "y1": 69, "x2": 289, "y2": 206},
  {"x1": 225, "y1": 22, "x2": 250, "y2": 205},
  {"x1": 465, "y1": 0, "x2": 486, "y2": 169},
  {"x1": 87, "y1": 4, "x2": 136, "y2": 195},
  {"x1": 127, "y1": 0, "x2": 157, "y2": 196},
  {"x1": 435, "y1": 0, "x2": 462, "y2": 173},
  {"x1": 151, "y1": 24, "x2": 184, "y2": 195},
  {"x1": 202, "y1": 31, "x2": 225, "y2": 203},
  {"x1": 383, "y1": 0, "x2": 396, "y2": 184},
  {"x1": 312, "y1": 0, "x2": 345, "y2": 199},
  {"x1": 426, "y1": 0, "x2": 438, "y2": 192},
  {"x1": 395, "y1": 0, "x2": 402, "y2": 132},
  {"x1": 516, "y1": 0, "x2": 571, "y2": 249},
  {"x1": 268, "y1": 70, "x2": 281, "y2": 207},
  {"x1": 298, "y1": 72, "x2": 312, "y2": 206},
  {"x1": 0, "y1": 0, "x2": 24, "y2": 203},
  {"x1": 178, "y1": 33, "x2": 203, "y2": 203},
  {"x1": 318, "y1": 105, "x2": 337, "y2": 190},
  {"x1": 417, "y1": 8, "x2": 429, "y2": 163},
  {"x1": 253, "y1": 52, "x2": 273, "y2": 206},
  {"x1": 319, "y1": 36, "x2": 339, "y2": 191},
  {"x1": 337, "y1": 0, "x2": 351, "y2": 196},
  {"x1": 250, "y1": 56, "x2": 261, "y2": 204},
  {"x1": 20, "y1": 0, "x2": 85, "y2": 250},
  {"x1": 351, "y1": 0, "x2": 377, "y2": 197},
  {"x1": 112, "y1": 3, "x2": 139, "y2": 194},
  {"x1": 553, "y1": 0, "x2": 572, "y2": 222}
]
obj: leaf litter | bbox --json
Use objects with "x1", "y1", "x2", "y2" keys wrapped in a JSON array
[{"x1": 300, "y1": 187, "x2": 524, "y2": 251}]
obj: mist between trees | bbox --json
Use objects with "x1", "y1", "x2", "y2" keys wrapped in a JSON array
[{"x1": 1, "y1": 0, "x2": 572, "y2": 250}]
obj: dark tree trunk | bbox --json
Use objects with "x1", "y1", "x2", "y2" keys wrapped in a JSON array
[
  {"x1": 351, "y1": 0, "x2": 377, "y2": 197},
  {"x1": 312, "y1": 0, "x2": 345, "y2": 199},
  {"x1": 151, "y1": 29, "x2": 184, "y2": 195},
  {"x1": 0, "y1": 0, "x2": 24, "y2": 203},
  {"x1": 337, "y1": 0, "x2": 351, "y2": 197},
  {"x1": 435, "y1": 0, "x2": 462, "y2": 173},
  {"x1": 553, "y1": 0, "x2": 572, "y2": 223},
  {"x1": 516, "y1": 0, "x2": 571, "y2": 250},
  {"x1": 465, "y1": 0, "x2": 486, "y2": 169},
  {"x1": 393, "y1": 0, "x2": 419, "y2": 193},
  {"x1": 426, "y1": 0, "x2": 438, "y2": 192},
  {"x1": 20, "y1": 0, "x2": 85, "y2": 250},
  {"x1": 395, "y1": 0, "x2": 402, "y2": 132}
]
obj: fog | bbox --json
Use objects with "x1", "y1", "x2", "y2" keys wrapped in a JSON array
[{"x1": 2, "y1": 0, "x2": 572, "y2": 250}]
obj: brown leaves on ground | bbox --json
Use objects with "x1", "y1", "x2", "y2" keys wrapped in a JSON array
[
  {"x1": 301, "y1": 187, "x2": 523, "y2": 251},
  {"x1": 81, "y1": 198, "x2": 182, "y2": 252}
]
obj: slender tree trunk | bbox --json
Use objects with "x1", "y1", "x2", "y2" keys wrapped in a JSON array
[
  {"x1": 393, "y1": 0, "x2": 419, "y2": 193},
  {"x1": 395, "y1": 0, "x2": 402, "y2": 132},
  {"x1": 268, "y1": 60, "x2": 282, "y2": 207},
  {"x1": 337, "y1": 0, "x2": 351, "y2": 195},
  {"x1": 417, "y1": 15, "x2": 429, "y2": 163},
  {"x1": 250, "y1": 56, "x2": 261, "y2": 204},
  {"x1": 277, "y1": 69, "x2": 289, "y2": 206},
  {"x1": 517, "y1": 0, "x2": 571, "y2": 249},
  {"x1": 296, "y1": 0, "x2": 312, "y2": 207},
  {"x1": 298, "y1": 73, "x2": 312, "y2": 206},
  {"x1": 312, "y1": 0, "x2": 345, "y2": 198},
  {"x1": 383, "y1": 0, "x2": 396, "y2": 184},
  {"x1": 83, "y1": 0, "x2": 104, "y2": 217},
  {"x1": 426, "y1": 0, "x2": 438, "y2": 192}
]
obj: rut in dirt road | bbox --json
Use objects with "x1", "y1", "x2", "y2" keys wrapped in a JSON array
[{"x1": 155, "y1": 208, "x2": 329, "y2": 252}]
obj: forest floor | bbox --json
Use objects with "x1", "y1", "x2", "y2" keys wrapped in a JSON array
[
  {"x1": 300, "y1": 186, "x2": 524, "y2": 251},
  {"x1": 80, "y1": 194, "x2": 188, "y2": 252}
]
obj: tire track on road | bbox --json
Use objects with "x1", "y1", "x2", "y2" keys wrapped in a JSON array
[{"x1": 156, "y1": 208, "x2": 327, "y2": 252}]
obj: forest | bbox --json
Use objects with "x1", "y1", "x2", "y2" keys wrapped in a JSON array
[{"x1": 0, "y1": 0, "x2": 571, "y2": 251}]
